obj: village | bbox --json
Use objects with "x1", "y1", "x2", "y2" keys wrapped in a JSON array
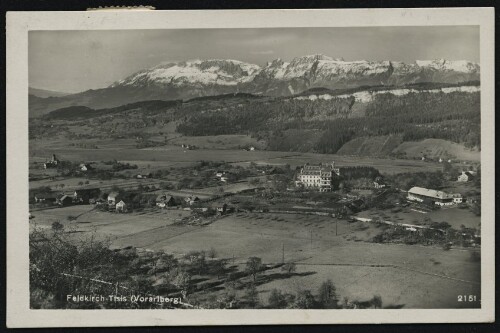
[{"x1": 30, "y1": 153, "x2": 481, "y2": 247}]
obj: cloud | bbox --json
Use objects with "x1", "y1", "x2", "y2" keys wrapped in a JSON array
[{"x1": 250, "y1": 50, "x2": 275, "y2": 55}]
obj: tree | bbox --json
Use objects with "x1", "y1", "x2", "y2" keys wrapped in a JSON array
[
  {"x1": 51, "y1": 221, "x2": 64, "y2": 232},
  {"x1": 207, "y1": 247, "x2": 217, "y2": 259},
  {"x1": 209, "y1": 259, "x2": 227, "y2": 279},
  {"x1": 268, "y1": 289, "x2": 288, "y2": 308},
  {"x1": 244, "y1": 283, "x2": 260, "y2": 308},
  {"x1": 173, "y1": 270, "x2": 191, "y2": 294},
  {"x1": 371, "y1": 294, "x2": 383, "y2": 309},
  {"x1": 294, "y1": 290, "x2": 316, "y2": 309},
  {"x1": 245, "y1": 257, "x2": 263, "y2": 282},
  {"x1": 318, "y1": 279, "x2": 338, "y2": 308}
]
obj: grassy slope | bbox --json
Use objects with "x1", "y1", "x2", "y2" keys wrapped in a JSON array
[
  {"x1": 393, "y1": 139, "x2": 480, "y2": 161},
  {"x1": 336, "y1": 135, "x2": 403, "y2": 157}
]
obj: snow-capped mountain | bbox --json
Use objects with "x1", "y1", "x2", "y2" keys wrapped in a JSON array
[
  {"x1": 29, "y1": 55, "x2": 480, "y2": 115},
  {"x1": 113, "y1": 59, "x2": 260, "y2": 88}
]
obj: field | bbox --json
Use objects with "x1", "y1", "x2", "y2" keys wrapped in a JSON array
[
  {"x1": 356, "y1": 207, "x2": 481, "y2": 229},
  {"x1": 30, "y1": 210, "x2": 480, "y2": 308},
  {"x1": 393, "y1": 139, "x2": 481, "y2": 162},
  {"x1": 30, "y1": 138, "x2": 443, "y2": 175},
  {"x1": 167, "y1": 134, "x2": 265, "y2": 150},
  {"x1": 337, "y1": 135, "x2": 403, "y2": 157}
]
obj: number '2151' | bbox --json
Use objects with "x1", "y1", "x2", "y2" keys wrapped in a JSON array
[{"x1": 458, "y1": 295, "x2": 477, "y2": 302}]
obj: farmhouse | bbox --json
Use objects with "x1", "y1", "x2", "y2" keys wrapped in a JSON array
[
  {"x1": 452, "y1": 193, "x2": 463, "y2": 204},
  {"x1": 216, "y1": 203, "x2": 228, "y2": 215},
  {"x1": 43, "y1": 154, "x2": 60, "y2": 169},
  {"x1": 108, "y1": 192, "x2": 119, "y2": 206},
  {"x1": 79, "y1": 163, "x2": 93, "y2": 171},
  {"x1": 296, "y1": 162, "x2": 340, "y2": 192},
  {"x1": 56, "y1": 194, "x2": 73, "y2": 206},
  {"x1": 116, "y1": 200, "x2": 127, "y2": 212},
  {"x1": 184, "y1": 196, "x2": 200, "y2": 206},
  {"x1": 74, "y1": 188, "x2": 101, "y2": 204},
  {"x1": 373, "y1": 177, "x2": 386, "y2": 189},
  {"x1": 156, "y1": 194, "x2": 176, "y2": 208},
  {"x1": 457, "y1": 171, "x2": 475, "y2": 182},
  {"x1": 407, "y1": 187, "x2": 455, "y2": 206}
]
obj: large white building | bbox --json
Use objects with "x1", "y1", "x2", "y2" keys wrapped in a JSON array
[
  {"x1": 407, "y1": 186, "x2": 462, "y2": 206},
  {"x1": 297, "y1": 162, "x2": 340, "y2": 192}
]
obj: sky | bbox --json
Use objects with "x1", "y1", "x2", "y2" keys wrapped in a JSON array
[{"x1": 29, "y1": 26, "x2": 479, "y2": 94}]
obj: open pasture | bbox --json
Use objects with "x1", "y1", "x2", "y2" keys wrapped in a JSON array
[
  {"x1": 30, "y1": 138, "x2": 442, "y2": 175},
  {"x1": 30, "y1": 208, "x2": 480, "y2": 308}
]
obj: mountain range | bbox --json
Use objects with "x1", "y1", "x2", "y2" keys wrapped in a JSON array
[{"x1": 29, "y1": 54, "x2": 480, "y2": 116}]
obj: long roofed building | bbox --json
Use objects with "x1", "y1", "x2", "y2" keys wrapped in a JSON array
[{"x1": 407, "y1": 186, "x2": 461, "y2": 206}]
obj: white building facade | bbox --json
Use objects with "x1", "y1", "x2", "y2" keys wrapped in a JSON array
[{"x1": 297, "y1": 162, "x2": 340, "y2": 192}]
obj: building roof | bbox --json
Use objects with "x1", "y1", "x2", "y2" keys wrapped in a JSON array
[
  {"x1": 108, "y1": 192, "x2": 119, "y2": 198},
  {"x1": 408, "y1": 187, "x2": 451, "y2": 200},
  {"x1": 58, "y1": 195, "x2": 72, "y2": 201},
  {"x1": 156, "y1": 194, "x2": 174, "y2": 201}
]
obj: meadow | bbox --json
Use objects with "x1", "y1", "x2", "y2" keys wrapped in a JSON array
[{"x1": 30, "y1": 209, "x2": 480, "y2": 308}]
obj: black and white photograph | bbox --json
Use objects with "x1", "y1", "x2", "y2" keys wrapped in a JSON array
[{"x1": 6, "y1": 8, "x2": 495, "y2": 327}]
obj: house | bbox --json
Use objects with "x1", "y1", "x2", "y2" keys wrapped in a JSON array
[
  {"x1": 34, "y1": 193, "x2": 57, "y2": 203},
  {"x1": 216, "y1": 203, "x2": 228, "y2": 215},
  {"x1": 43, "y1": 154, "x2": 60, "y2": 169},
  {"x1": 116, "y1": 200, "x2": 127, "y2": 213},
  {"x1": 215, "y1": 171, "x2": 225, "y2": 178},
  {"x1": 457, "y1": 171, "x2": 475, "y2": 182},
  {"x1": 184, "y1": 196, "x2": 200, "y2": 206},
  {"x1": 156, "y1": 194, "x2": 176, "y2": 208},
  {"x1": 56, "y1": 194, "x2": 73, "y2": 206},
  {"x1": 108, "y1": 192, "x2": 119, "y2": 206},
  {"x1": 91, "y1": 198, "x2": 105, "y2": 205},
  {"x1": 79, "y1": 163, "x2": 93, "y2": 171},
  {"x1": 249, "y1": 146, "x2": 255, "y2": 151},
  {"x1": 373, "y1": 177, "x2": 386, "y2": 189},
  {"x1": 452, "y1": 193, "x2": 463, "y2": 204},
  {"x1": 296, "y1": 162, "x2": 340, "y2": 192},
  {"x1": 74, "y1": 188, "x2": 101, "y2": 204},
  {"x1": 407, "y1": 187, "x2": 455, "y2": 206}
]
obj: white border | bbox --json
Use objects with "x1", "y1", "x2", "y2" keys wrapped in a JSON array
[{"x1": 6, "y1": 8, "x2": 495, "y2": 327}]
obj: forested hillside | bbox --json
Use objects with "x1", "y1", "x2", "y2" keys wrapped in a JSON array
[
  {"x1": 176, "y1": 90, "x2": 480, "y2": 153},
  {"x1": 36, "y1": 85, "x2": 480, "y2": 158}
]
